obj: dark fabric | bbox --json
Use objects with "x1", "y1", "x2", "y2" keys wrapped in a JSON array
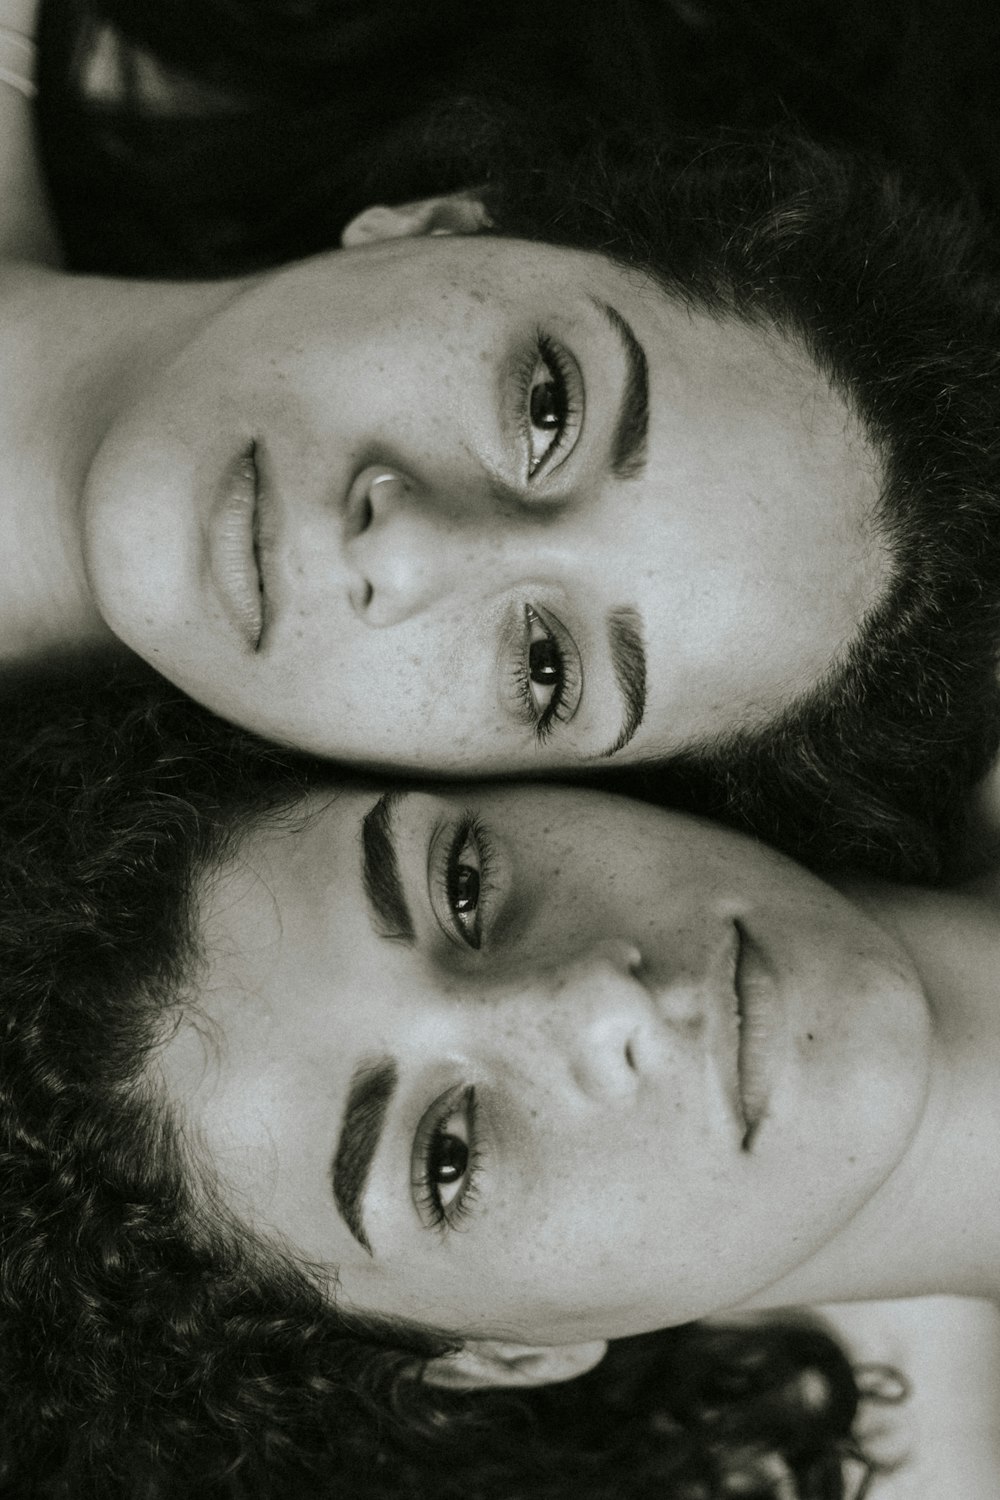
[
  {"x1": 35, "y1": 0, "x2": 674, "y2": 274},
  {"x1": 34, "y1": 0, "x2": 1000, "y2": 278}
]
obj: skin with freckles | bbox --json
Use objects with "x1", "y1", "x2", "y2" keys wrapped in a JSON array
[
  {"x1": 158, "y1": 784, "x2": 929, "y2": 1347},
  {"x1": 79, "y1": 224, "x2": 888, "y2": 770}
]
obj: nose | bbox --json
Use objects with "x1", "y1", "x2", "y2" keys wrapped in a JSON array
[
  {"x1": 343, "y1": 465, "x2": 537, "y2": 627},
  {"x1": 505, "y1": 939, "x2": 655, "y2": 1103}
]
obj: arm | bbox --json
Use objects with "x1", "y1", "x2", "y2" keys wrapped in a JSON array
[{"x1": 0, "y1": 0, "x2": 60, "y2": 264}]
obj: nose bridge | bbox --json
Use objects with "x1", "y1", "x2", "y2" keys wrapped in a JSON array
[{"x1": 345, "y1": 467, "x2": 566, "y2": 627}]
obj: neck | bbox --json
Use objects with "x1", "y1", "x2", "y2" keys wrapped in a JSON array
[
  {"x1": 0, "y1": 260, "x2": 239, "y2": 665},
  {"x1": 743, "y1": 878, "x2": 1000, "y2": 1311}
]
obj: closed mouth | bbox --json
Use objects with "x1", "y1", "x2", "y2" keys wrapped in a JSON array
[
  {"x1": 209, "y1": 442, "x2": 266, "y2": 651},
  {"x1": 733, "y1": 920, "x2": 776, "y2": 1151}
]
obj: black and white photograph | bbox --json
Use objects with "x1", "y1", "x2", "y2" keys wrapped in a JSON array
[{"x1": 3, "y1": 3, "x2": 1000, "y2": 1495}]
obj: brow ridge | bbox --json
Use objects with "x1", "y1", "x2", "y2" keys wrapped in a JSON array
[
  {"x1": 361, "y1": 790, "x2": 413, "y2": 942},
  {"x1": 602, "y1": 607, "x2": 647, "y2": 757},
  {"x1": 331, "y1": 1056, "x2": 398, "y2": 1256},
  {"x1": 595, "y1": 299, "x2": 649, "y2": 480}
]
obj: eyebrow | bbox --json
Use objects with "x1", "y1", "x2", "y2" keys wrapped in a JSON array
[
  {"x1": 600, "y1": 607, "x2": 647, "y2": 757},
  {"x1": 592, "y1": 299, "x2": 649, "y2": 481},
  {"x1": 330, "y1": 1056, "x2": 398, "y2": 1256},
  {"x1": 361, "y1": 791, "x2": 413, "y2": 942}
]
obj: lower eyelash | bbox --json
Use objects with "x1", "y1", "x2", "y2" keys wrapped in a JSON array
[
  {"x1": 515, "y1": 331, "x2": 576, "y2": 479},
  {"x1": 535, "y1": 663, "x2": 569, "y2": 745},
  {"x1": 449, "y1": 814, "x2": 500, "y2": 949},
  {"x1": 442, "y1": 1144, "x2": 482, "y2": 1231},
  {"x1": 417, "y1": 1086, "x2": 483, "y2": 1231},
  {"x1": 512, "y1": 633, "x2": 573, "y2": 745}
]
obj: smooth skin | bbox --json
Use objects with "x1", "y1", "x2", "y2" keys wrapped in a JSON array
[
  {"x1": 158, "y1": 784, "x2": 934, "y2": 1367},
  {"x1": 2, "y1": 188, "x2": 887, "y2": 768},
  {"x1": 156, "y1": 781, "x2": 1000, "y2": 1407}
]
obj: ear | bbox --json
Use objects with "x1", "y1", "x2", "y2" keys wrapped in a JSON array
[
  {"x1": 423, "y1": 1337, "x2": 608, "y2": 1391},
  {"x1": 341, "y1": 193, "x2": 491, "y2": 248}
]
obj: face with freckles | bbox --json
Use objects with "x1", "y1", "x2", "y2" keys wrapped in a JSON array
[
  {"x1": 157, "y1": 785, "x2": 930, "y2": 1346},
  {"x1": 81, "y1": 222, "x2": 888, "y2": 770}
]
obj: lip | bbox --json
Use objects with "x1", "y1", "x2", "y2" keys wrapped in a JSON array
[
  {"x1": 732, "y1": 921, "x2": 780, "y2": 1150},
  {"x1": 208, "y1": 443, "x2": 269, "y2": 651}
]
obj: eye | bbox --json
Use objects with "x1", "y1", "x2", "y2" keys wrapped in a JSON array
[
  {"x1": 517, "y1": 605, "x2": 582, "y2": 742},
  {"x1": 428, "y1": 812, "x2": 507, "y2": 955},
  {"x1": 525, "y1": 606, "x2": 562, "y2": 720},
  {"x1": 519, "y1": 335, "x2": 583, "y2": 479},
  {"x1": 413, "y1": 1085, "x2": 481, "y2": 1230},
  {"x1": 445, "y1": 816, "x2": 496, "y2": 951}
]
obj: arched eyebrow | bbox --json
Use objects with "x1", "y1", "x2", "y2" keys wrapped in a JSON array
[
  {"x1": 600, "y1": 606, "x2": 647, "y2": 757},
  {"x1": 591, "y1": 298, "x2": 649, "y2": 480},
  {"x1": 361, "y1": 791, "x2": 413, "y2": 942},
  {"x1": 330, "y1": 1056, "x2": 398, "y2": 1256}
]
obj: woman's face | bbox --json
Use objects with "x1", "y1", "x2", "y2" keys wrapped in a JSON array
[
  {"x1": 82, "y1": 230, "x2": 887, "y2": 769},
  {"x1": 158, "y1": 785, "x2": 930, "y2": 1345}
]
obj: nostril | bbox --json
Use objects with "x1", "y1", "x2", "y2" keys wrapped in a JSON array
[
  {"x1": 349, "y1": 578, "x2": 374, "y2": 615},
  {"x1": 344, "y1": 466, "x2": 403, "y2": 543},
  {"x1": 624, "y1": 1036, "x2": 638, "y2": 1072}
]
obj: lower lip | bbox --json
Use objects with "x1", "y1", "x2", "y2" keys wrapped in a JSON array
[
  {"x1": 208, "y1": 446, "x2": 263, "y2": 651},
  {"x1": 734, "y1": 923, "x2": 780, "y2": 1150}
]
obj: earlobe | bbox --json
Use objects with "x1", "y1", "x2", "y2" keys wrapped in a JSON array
[
  {"x1": 340, "y1": 193, "x2": 491, "y2": 249},
  {"x1": 423, "y1": 1337, "x2": 608, "y2": 1391}
]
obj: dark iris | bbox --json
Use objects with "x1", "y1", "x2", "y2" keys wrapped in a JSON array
[
  {"x1": 529, "y1": 635, "x2": 561, "y2": 686},
  {"x1": 530, "y1": 377, "x2": 563, "y2": 430},
  {"x1": 453, "y1": 864, "x2": 480, "y2": 913},
  {"x1": 431, "y1": 1133, "x2": 468, "y2": 1184}
]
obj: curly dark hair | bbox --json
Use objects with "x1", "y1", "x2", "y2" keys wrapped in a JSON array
[
  {"x1": 35, "y1": 0, "x2": 1000, "y2": 277},
  {"x1": 0, "y1": 664, "x2": 891, "y2": 1499},
  {"x1": 472, "y1": 124, "x2": 1000, "y2": 883}
]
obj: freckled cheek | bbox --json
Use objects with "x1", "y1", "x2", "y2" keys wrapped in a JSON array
[{"x1": 495, "y1": 1133, "x2": 698, "y2": 1296}]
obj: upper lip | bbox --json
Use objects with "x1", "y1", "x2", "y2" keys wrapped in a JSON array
[
  {"x1": 717, "y1": 921, "x2": 750, "y2": 1145},
  {"x1": 208, "y1": 441, "x2": 276, "y2": 651},
  {"x1": 705, "y1": 920, "x2": 759, "y2": 1150},
  {"x1": 731, "y1": 922, "x2": 752, "y2": 1146},
  {"x1": 730, "y1": 920, "x2": 775, "y2": 1151},
  {"x1": 647, "y1": 922, "x2": 775, "y2": 1152}
]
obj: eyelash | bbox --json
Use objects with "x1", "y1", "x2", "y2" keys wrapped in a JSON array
[
  {"x1": 413, "y1": 1085, "x2": 483, "y2": 1231},
  {"x1": 514, "y1": 605, "x2": 580, "y2": 744},
  {"x1": 515, "y1": 332, "x2": 580, "y2": 479},
  {"x1": 444, "y1": 814, "x2": 498, "y2": 950}
]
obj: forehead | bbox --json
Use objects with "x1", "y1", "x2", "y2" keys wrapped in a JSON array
[
  {"x1": 152, "y1": 796, "x2": 366, "y2": 1228},
  {"x1": 454, "y1": 238, "x2": 888, "y2": 691}
]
